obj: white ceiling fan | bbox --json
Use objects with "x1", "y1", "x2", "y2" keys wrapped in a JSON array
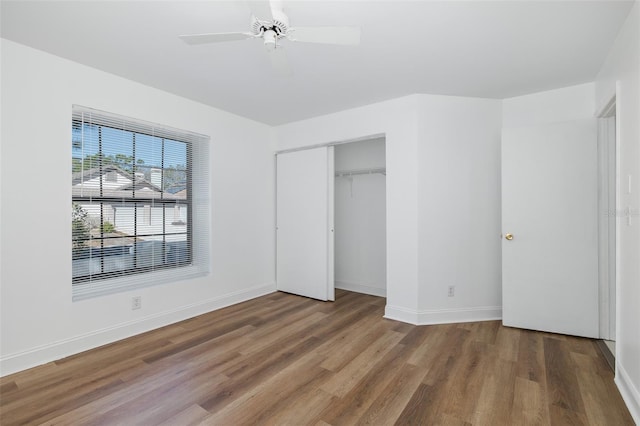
[{"x1": 178, "y1": 0, "x2": 361, "y2": 75}]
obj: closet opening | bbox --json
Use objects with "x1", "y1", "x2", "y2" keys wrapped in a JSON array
[{"x1": 334, "y1": 137, "x2": 387, "y2": 298}]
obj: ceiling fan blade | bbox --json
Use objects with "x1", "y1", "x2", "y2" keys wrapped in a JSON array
[
  {"x1": 269, "y1": 48, "x2": 292, "y2": 76},
  {"x1": 246, "y1": 0, "x2": 273, "y2": 21},
  {"x1": 288, "y1": 26, "x2": 361, "y2": 46},
  {"x1": 179, "y1": 32, "x2": 254, "y2": 45}
]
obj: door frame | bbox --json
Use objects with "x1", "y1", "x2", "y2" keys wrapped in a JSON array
[
  {"x1": 275, "y1": 133, "x2": 386, "y2": 156},
  {"x1": 596, "y1": 92, "x2": 618, "y2": 343}
]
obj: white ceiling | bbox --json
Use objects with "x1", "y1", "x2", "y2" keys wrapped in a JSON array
[{"x1": 1, "y1": 1, "x2": 634, "y2": 125}]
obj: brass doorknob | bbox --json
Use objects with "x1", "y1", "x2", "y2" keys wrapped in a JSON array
[{"x1": 505, "y1": 233, "x2": 513, "y2": 240}]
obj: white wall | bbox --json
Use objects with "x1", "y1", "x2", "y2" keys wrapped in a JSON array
[
  {"x1": 595, "y1": 2, "x2": 640, "y2": 422},
  {"x1": 417, "y1": 96, "x2": 503, "y2": 323},
  {"x1": 0, "y1": 39, "x2": 276, "y2": 375},
  {"x1": 503, "y1": 82, "x2": 596, "y2": 126},
  {"x1": 275, "y1": 94, "x2": 503, "y2": 324},
  {"x1": 503, "y1": 83, "x2": 596, "y2": 127},
  {"x1": 334, "y1": 138, "x2": 386, "y2": 297}
]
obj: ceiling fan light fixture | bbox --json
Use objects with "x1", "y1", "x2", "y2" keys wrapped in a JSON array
[{"x1": 263, "y1": 29, "x2": 277, "y2": 51}]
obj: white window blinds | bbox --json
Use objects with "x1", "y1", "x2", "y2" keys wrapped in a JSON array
[{"x1": 71, "y1": 105, "x2": 210, "y2": 301}]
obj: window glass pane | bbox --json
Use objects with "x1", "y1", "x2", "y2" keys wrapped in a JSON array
[
  {"x1": 102, "y1": 127, "x2": 134, "y2": 171},
  {"x1": 164, "y1": 169, "x2": 188, "y2": 199},
  {"x1": 135, "y1": 133, "x2": 163, "y2": 168},
  {"x1": 132, "y1": 165, "x2": 162, "y2": 195},
  {"x1": 164, "y1": 140, "x2": 188, "y2": 198},
  {"x1": 164, "y1": 139, "x2": 187, "y2": 168},
  {"x1": 166, "y1": 204, "x2": 188, "y2": 232},
  {"x1": 72, "y1": 123, "x2": 101, "y2": 174}
]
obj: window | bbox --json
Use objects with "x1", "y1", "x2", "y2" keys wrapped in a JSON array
[{"x1": 72, "y1": 106, "x2": 210, "y2": 300}]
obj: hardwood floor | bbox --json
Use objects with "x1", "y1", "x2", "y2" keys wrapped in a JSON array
[{"x1": 0, "y1": 290, "x2": 634, "y2": 425}]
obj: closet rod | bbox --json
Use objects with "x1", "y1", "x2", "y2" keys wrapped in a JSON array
[{"x1": 335, "y1": 167, "x2": 386, "y2": 177}]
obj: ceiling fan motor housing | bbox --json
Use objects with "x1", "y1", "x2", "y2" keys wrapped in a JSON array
[{"x1": 251, "y1": 9, "x2": 289, "y2": 39}]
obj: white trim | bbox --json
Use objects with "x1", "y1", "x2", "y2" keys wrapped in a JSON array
[
  {"x1": 385, "y1": 305, "x2": 502, "y2": 325},
  {"x1": 327, "y1": 146, "x2": 335, "y2": 301},
  {"x1": 384, "y1": 305, "x2": 420, "y2": 324},
  {"x1": 0, "y1": 282, "x2": 276, "y2": 377},
  {"x1": 275, "y1": 133, "x2": 385, "y2": 155},
  {"x1": 335, "y1": 280, "x2": 386, "y2": 297},
  {"x1": 614, "y1": 82, "x2": 622, "y2": 364},
  {"x1": 595, "y1": 91, "x2": 617, "y2": 118},
  {"x1": 596, "y1": 115, "x2": 617, "y2": 340},
  {"x1": 416, "y1": 306, "x2": 502, "y2": 325},
  {"x1": 615, "y1": 361, "x2": 640, "y2": 424}
]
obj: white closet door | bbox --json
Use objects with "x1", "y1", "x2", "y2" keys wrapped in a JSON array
[
  {"x1": 277, "y1": 147, "x2": 334, "y2": 301},
  {"x1": 502, "y1": 120, "x2": 598, "y2": 338}
]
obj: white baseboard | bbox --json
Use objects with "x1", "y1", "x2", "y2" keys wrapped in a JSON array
[
  {"x1": 335, "y1": 280, "x2": 386, "y2": 297},
  {"x1": 384, "y1": 305, "x2": 421, "y2": 324},
  {"x1": 0, "y1": 282, "x2": 276, "y2": 377},
  {"x1": 384, "y1": 305, "x2": 502, "y2": 325},
  {"x1": 616, "y1": 361, "x2": 640, "y2": 424}
]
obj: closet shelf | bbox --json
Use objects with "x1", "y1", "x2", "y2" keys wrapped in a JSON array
[{"x1": 335, "y1": 167, "x2": 386, "y2": 177}]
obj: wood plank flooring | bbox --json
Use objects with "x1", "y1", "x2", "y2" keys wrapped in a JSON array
[{"x1": 0, "y1": 290, "x2": 634, "y2": 425}]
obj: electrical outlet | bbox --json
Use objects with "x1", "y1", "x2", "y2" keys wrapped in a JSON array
[
  {"x1": 448, "y1": 286, "x2": 455, "y2": 297},
  {"x1": 131, "y1": 296, "x2": 142, "y2": 310}
]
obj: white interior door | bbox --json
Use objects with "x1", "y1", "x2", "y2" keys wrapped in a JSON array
[
  {"x1": 502, "y1": 119, "x2": 599, "y2": 338},
  {"x1": 277, "y1": 146, "x2": 334, "y2": 301}
]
